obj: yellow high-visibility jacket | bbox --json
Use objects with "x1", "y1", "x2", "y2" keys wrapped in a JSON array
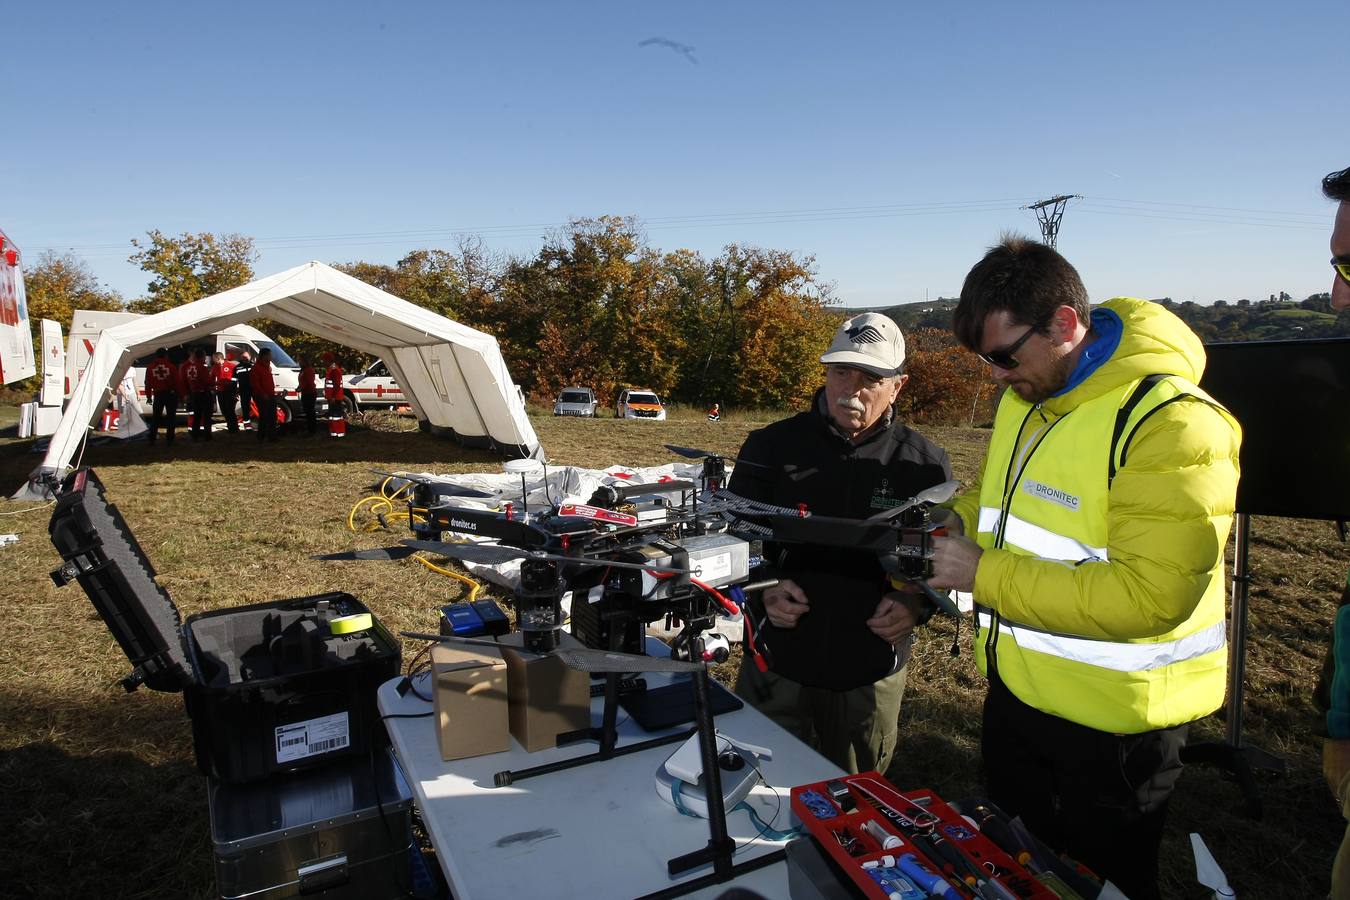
[{"x1": 950, "y1": 297, "x2": 1241, "y2": 733}]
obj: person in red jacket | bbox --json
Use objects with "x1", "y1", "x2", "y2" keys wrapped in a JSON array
[
  {"x1": 145, "y1": 347, "x2": 179, "y2": 445},
  {"x1": 180, "y1": 348, "x2": 213, "y2": 440},
  {"x1": 213, "y1": 352, "x2": 239, "y2": 432},
  {"x1": 323, "y1": 351, "x2": 346, "y2": 438},
  {"x1": 250, "y1": 348, "x2": 278, "y2": 442},
  {"x1": 298, "y1": 356, "x2": 318, "y2": 435}
]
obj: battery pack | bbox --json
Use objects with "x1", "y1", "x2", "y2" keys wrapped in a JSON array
[{"x1": 440, "y1": 603, "x2": 486, "y2": 637}]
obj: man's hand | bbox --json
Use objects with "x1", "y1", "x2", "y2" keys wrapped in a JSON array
[
  {"x1": 928, "y1": 534, "x2": 983, "y2": 593},
  {"x1": 762, "y1": 578, "x2": 811, "y2": 628},
  {"x1": 930, "y1": 507, "x2": 964, "y2": 536},
  {"x1": 867, "y1": 590, "x2": 922, "y2": 645},
  {"x1": 1325, "y1": 738, "x2": 1350, "y2": 804}
]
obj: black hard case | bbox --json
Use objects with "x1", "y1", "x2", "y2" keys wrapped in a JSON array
[{"x1": 48, "y1": 468, "x2": 402, "y2": 783}]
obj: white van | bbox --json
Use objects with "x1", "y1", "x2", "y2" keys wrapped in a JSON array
[
  {"x1": 65, "y1": 310, "x2": 307, "y2": 422},
  {"x1": 342, "y1": 358, "x2": 406, "y2": 413}
]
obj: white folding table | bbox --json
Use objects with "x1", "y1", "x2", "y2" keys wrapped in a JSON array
[{"x1": 377, "y1": 637, "x2": 845, "y2": 899}]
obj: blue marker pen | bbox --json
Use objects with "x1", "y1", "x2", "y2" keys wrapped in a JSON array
[{"x1": 897, "y1": 852, "x2": 958, "y2": 898}]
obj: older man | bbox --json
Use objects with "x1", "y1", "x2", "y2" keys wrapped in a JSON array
[
  {"x1": 929, "y1": 237, "x2": 1241, "y2": 900},
  {"x1": 729, "y1": 313, "x2": 952, "y2": 774}
]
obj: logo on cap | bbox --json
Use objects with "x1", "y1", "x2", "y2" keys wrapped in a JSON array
[{"x1": 845, "y1": 324, "x2": 887, "y2": 345}]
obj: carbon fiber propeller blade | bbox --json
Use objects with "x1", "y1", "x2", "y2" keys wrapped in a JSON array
[
  {"x1": 370, "y1": 469, "x2": 496, "y2": 499},
  {"x1": 399, "y1": 632, "x2": 704, "y2": 673},
  {"x1": 403, "y1": 540, "x2": 690, "y2": 574},
  {"x1": 663, "y1": 444, "x2": 771, "y2": 469},
  {"x1": 866, "y1": 479, "x2": 961, "y2": 521},
  {"x1": 315, "y1": 546, "x2": 419, "y2": 561}
]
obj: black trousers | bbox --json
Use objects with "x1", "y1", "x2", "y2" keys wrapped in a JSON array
[
  {"x1": 191, "y1": 391, "x2": 213, "y2": 439},
  {"x1": 982, "y1": 672, "x2": 1187, "y2": 900},
  {"x1": 149, "y1": 391, "x2": 177, "y2": 443},
  {"x1": 255, "y1": 395, "x2": 277, "y2": 441},
  {"x1": 301, "y1": 392, "x2": 317, "y2": 433},
  {"x1": 237, "y1": 383, "x2": 252, "y2": 423},
  {"x1": 217, "y1": 386, "x2": 238, "y2": 431}
]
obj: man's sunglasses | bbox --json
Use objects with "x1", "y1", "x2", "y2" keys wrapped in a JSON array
[
  {"x1": 976, "y1": 325, "x2": 1039, "y2": 369},
  {"x1": 1333, "y1": 256, "x2": 1350, "y2": 286}
]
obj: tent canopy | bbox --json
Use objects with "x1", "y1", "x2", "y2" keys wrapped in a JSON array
[{"x1": 21, "y1": 261, "x2": 541, "y2": 497}]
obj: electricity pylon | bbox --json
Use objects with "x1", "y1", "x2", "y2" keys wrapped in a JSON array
[{"x1": 1022, "y1": 195, "x2": 1081, "y2": 248}]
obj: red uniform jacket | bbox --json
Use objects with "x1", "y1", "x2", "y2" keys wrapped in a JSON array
[
  {"x1": 324, "y1": 364, "x2": 345, "y2": 402},
  {"x1": 145, "y1": 356, "x2": 178, "y2": 396},
  {"x1": 250, "y1": 360, "x2": 275, "y2": 396},
  {"x1": 299, "y1": 364, "x2": 317, "y2": 395},
  {"x1": 214, "y1": 359, "x2": 237, "y2": 391},
  {"x1": 181, "y1": 358, "x2": 210, "y2": 394}
]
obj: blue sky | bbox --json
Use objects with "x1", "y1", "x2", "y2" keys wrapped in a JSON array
[{"x1": 6, "y1": 1, "x2": 1345, "y2": 308}]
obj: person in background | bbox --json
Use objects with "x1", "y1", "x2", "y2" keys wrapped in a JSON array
[
  {"x1": 707, "y1": 402, "x2": 721, "y2": 422},
  {"x1": 929, "y1": 236, "x2": 1241, "y2": 900},
  {"x1": 729, "y1": 313, "x2": 952, "y2": 774},
  {"x1": 249, "y1": 348, "x2": 278, "y2": 442},
  {"x1": 1314, "y1": 164, "x2": 1350, "y2": 898},
  {"x1": 298, "y1": 355, "x2": 318, "y2": 435},
  {"x1": 234, "y1": 349, "x2": 254, "y2": 429},
  {"x1": 181, "y1": 348, "x2": 213, "y2": 440},
  {"x1": 144, "y1": 347, "x2": 179, "y2": 446},
  {"x1": 213, "y1": 352, "x2": 238, "y2": 432},
  {"x1": 323, "y1": 351, "x2": 346, "y2": 438}
]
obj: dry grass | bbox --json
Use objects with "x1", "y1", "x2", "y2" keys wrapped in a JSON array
[{"x1": 0, "y1": 410, "x2": 1342, "y2": 898}]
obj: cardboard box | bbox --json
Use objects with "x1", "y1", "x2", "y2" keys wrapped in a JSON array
[
  {"x1": 500, "y1": 632, "x2": 593, "y2": 752},
  {"x1": 431, "y1": 643, "x2": 509, "y2": 760}
]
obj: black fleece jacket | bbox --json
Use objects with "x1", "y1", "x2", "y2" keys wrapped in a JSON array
[{"x1": 729, "y1": 391, "x2": 952, "y2": 690}]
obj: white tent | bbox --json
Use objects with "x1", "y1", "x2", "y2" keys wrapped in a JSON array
[{"x1": 18, "y1": 261, "x2": 541, "y2": 498}]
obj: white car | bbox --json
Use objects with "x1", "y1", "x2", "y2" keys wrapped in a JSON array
[{"x1": 615, "y1": 388, "x2": 667, "y2": 421}]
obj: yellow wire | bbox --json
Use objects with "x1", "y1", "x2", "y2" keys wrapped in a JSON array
[
  {"x1": 411, "y1": 554, "x2": 482, "y2": 600},
  {"x1": 344, "y1": 475, "x2": 483, "y2": 599}
]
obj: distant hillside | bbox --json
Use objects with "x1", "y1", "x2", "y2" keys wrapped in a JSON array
[{"x1": 843, "y1": 295, "x2": 1348, "y2": 344}]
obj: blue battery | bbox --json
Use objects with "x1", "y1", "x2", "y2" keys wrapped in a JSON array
[{"x1": 441, "y1": 603, "x2": 486, "y2": 637}]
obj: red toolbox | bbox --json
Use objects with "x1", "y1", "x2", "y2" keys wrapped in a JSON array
[
  {"x1": 790, "y1": 773, "x2": 1060, "y2": 899},
  {"x1": 48, "y1": 467, "x2": 402, "y2": 783}
]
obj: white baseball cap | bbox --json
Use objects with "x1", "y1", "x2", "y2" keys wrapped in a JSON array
[{"x1": 819, "y1": 313, "x2": 906, "y2": 377}]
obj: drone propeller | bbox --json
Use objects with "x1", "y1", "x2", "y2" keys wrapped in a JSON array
[
  {"x1": 403, "y1": 540, "x2": 690, "y2": 574},
  {"x1": 315, "y1": 546, "x2": 420, "y2": 562},
  {"x1": 663, "y1": 444, "x2": 771, "y2": 470},
  {"x1": 865, "y1": 479, "x2": 962, "y2": 521},
  {"x1": 399, "y1": 631, "x2": 704, "y2": 673},
  {"x1": 370, "y1": 469, "x2": 497, "y2": 500}
]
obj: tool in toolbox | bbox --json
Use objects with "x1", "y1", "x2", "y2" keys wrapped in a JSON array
[{"x1": 791, "y1": 773, "x2": 1064, "y2": 900}]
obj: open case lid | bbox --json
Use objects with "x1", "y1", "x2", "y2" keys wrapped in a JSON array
[{"x1": 48, "y1": 467, "x2": 194, "y2": 693}]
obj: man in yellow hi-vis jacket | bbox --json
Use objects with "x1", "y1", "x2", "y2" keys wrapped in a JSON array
[{"x1": 929, "y1": 236, "x2": 1241, "y2": 900}]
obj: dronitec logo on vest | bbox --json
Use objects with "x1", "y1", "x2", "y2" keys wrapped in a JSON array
[{"x1": 1022, "y1": 479, "x2": 1080, "y2": 511}]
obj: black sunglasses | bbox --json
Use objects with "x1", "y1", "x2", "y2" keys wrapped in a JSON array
[
  {"x1": 1333, "y1": 256, "x2": 1350, "y2": 287},
  {"x1": 977, "y1": 325, "x2": 1039, "y2": 369}
]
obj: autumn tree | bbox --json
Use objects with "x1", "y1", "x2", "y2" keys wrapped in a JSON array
[
  {"x1": 127, "y1": 231, "x2": 256, "y2": 313},
  {"x1": 898, "y1": 327, "x2": 996, "y2": 425}
]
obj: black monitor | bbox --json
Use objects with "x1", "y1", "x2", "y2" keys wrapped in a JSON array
[{"x1": 1199, "y1": 338, "x2": 1350, "y2": 522}]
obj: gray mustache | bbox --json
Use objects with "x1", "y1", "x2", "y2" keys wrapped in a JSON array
[{"x1": 836, "y1": 396, "x2": 866, "y2": 413}]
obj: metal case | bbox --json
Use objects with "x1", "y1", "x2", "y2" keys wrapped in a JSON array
[{"x1": 210, "y1": 749, "x2": 414, "y2": 900}]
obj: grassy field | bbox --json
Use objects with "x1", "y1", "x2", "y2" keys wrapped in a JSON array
[{"x1": 0, "y1": 407, "x2": 1343, "y2": 899}]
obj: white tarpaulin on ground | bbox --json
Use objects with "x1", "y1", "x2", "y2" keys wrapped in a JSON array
[{"x1": 17, "y1": 261, "x2": 541, "y2": 499}]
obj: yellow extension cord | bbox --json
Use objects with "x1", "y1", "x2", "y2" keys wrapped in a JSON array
[{"x1": 345, "y1": 475, "x2": 483, "y2": 601}]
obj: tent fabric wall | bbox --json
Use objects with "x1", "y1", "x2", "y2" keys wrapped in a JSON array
[{"x1": 18, "y1": 262, "x2": 540, "y2": 498}]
